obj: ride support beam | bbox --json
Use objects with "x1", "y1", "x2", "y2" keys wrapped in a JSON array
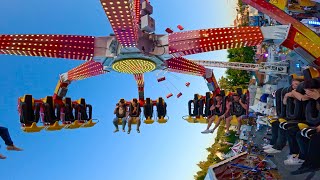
[
  {"x1": 53, "y1": 60, "x2": 107, "y2": 101},
  {"x1": 243, "y1": 0, "x2": 320, "y2": 64},
  {"x1": 134, "y1": 74, "x2": 145, "y2": 103}
]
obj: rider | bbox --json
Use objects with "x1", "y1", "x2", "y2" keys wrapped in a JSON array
[
  {"x1": 201, "y1": 94, "x2": 230, "y2": 134},
  {"x1": 112, "y1": 99, "x2": 128, "y2": 133},
  {"x1": 128, "y1": 99, "x2": 141, "y2": 134},
  {"x1": 225, "y1": 93, "x2": 247, "y2": 136},
  {"x1": 0, "y1": 126, "x2": 23, "y2": 159}
]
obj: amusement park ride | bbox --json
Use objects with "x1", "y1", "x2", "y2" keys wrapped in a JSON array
[{"x1": 0, "y1": 0, "x2": 320, "y2": 133}]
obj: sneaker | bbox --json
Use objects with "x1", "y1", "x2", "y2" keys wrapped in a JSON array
[
  {"x1": 286, "y1": 154, "x2": 296, "y2": 159},
  {"x1": 209, "y1": 129, "x2": 215, "y2": 133},
  {"x1": 127, "y1": 129, "x2": 131, "y2": 134},
  {"x1": 263, "y1": 144, "x2": 273, "y2": 149},
  {"x1": 264, "y1": 148, "x2": 281, "y2": 154},
  {"x1": 114, "y1": 129, "x2": 119, "y2": 133},
  {"x1": 137, "y1": 129, "x2": 140, "y2": 133},
  {"x1": 6, "y1": 146, "x2": 23, "y2": 151},
  {"x1": 284, "y1": 157, "x2": 304, "y2": 166},
  {"x1": 201, "y1": 129, "x2": 211, "y2": 134},
  {"x1": 122, "y1": 129, "x2": 125, "y2": 132}
]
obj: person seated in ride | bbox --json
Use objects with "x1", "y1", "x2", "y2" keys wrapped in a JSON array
[
  {"x1": 283, "y1": 78, "x2": 306, "y2": 105},
  {"x1": 128, "y1": 99, "x2": 141, "y2": 134},
  {"x1": 112, "y1": 99, "x2": 128, "y2": 133},
  {"x1": 264, "y1": 78, "x2": 306, "y2": 155},
  {"x1": 291, "y1": 79, "x2": 320, "y2": 174},
  {"x1": 0, "y1": 126, "x2": 23, "y2": 159},
  {"x1": 201, "y1": 94, "x2": 230, "y2": 134},
  {"x1": 275, "y1": 78, "x2": 309, "y2": 165},
  {"x1": 225, "y1": 93, "x2": 247, "y2": 136}
]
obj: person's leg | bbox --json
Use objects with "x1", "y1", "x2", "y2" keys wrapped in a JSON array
[
  {"x1": 202, "y1": 116, "x2": 216, "y2": 134},
  {"x1": 236, "y1": 115, "x2": 243, "y2": 135},
  {"x1": 284, "y1": 127, "x2": 304, "y2": 165},
  {"x1": 212, "y1": 116, "x2": 224, "y2": 132},
  {"x1": 273, "y1": 126, "x2": 287, "y2": 150},
  {"x1": 286, "y1": 127, "x2": 300, "y2": 155},
  {"x1": 0, "y1": 126, "x2": 22, "y2": 151},
  {"x1": 308, "y1": 133, "x2": 320, "y2": 168},
  {"x1": 265, "y1": 123, "x2": 286, "y2": 153},
  {"x1": 225, "y1": 116, "x2": 232, "y2": 135},
  {"x1": 0, "y1": 127, "x2": 13, "y2": 146},
  {"x1": 291, "y1": 133, "x2": 320, "y2": 175},
  {"x1": 113, "y1": 118, "x2": 119, "y2": 132},
  {"x1": 127, "y1": 117, "x2": 132, "y2": 134},
  {"x1": 122, "y1": 117, "x2": 127, "y2": 132},
  {"x1": 206, "y1": 116, "x2": 215, "y2": 130},
  {"x1": 296, "y1": 132, "x2": 309, "y2": 161},
  {"x1": 136, "y1": 117, "x2": 141, "y2": 133},
  {"x1": 270, "y1": 121, "x2": 279, "y2": 146}
]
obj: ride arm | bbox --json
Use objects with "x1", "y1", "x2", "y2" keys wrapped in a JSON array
[
  {"x1": 100, "y1": 0, "x2": 140, "y2": 47},
  {"x1": 134, "y1": 74, "x2": 145, "y2": 102},
  {"x1": 163, "y1": 57, "x2": 220, "y2": 94},
  {"x1": 0, "y1": 34, "x2": 95, "y2": 60},
  {"x1": 53, "y1": 60, "x2": 107, "y2": 101},
  {"x1": 242, "y1": 0, "x2": 320, "y2": 66}
]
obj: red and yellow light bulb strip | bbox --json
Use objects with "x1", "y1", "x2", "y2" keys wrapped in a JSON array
[
  {"x1": 165, "y1": 57, "x2": 206, "y2": 76},
  {"x1": 168, "y1": 27, "x2": 263, "y2": 57},
  {"x1": 100, "y1": 0, "x2": 139, "y2": 47},
  {"x1": 0, "y1": 34, "x2": 94, "y2": 60},
  {"x1": 67, "y1": 61, "x2": 105, "y2": 81}
]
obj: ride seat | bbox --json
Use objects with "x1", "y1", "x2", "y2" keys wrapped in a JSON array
[
  {"x1": 75, "y1": 98, "x2": 92, "y2": 121},
  {"x1": 129, "y1": 99, "x2": 141, "y2": 125},
  {"x1": 143, "y1": 98, "x2": 154, "y2": 124},
  {"x1": 156, "y1": 97, "x2": 167, "y2": 123},
  {"x1": 42, "y1": 96, "x2": 64, "y2": 131},
  {"x1": 64, "y1": 97, "x2": 75, "y2": 123},
  {"x1": 20, "y1": 95, "x2": 43, "y2": 132}
]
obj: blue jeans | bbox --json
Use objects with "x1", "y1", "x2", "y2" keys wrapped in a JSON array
[
  {"x1": 0, "y1": 126, "x2": 14, "y2": 146},
  {"x1": 113, "y1": 117, "x2": 127, "y2": 130}
]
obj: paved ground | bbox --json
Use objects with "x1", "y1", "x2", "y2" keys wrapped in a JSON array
[{"x1": 251, "y1": 125, "x2": 320, "y2": 180}]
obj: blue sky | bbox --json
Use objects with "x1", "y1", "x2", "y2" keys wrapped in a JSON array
[{"x1": 0, "y1": 0, "x2": 236, "y2": 179}]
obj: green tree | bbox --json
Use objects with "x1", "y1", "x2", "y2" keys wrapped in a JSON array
[
  {"x1": 218, "y1": 76, "x2": 232, "y2": 91},
  {"x1": 225, "y1": 47, "x2": 255, "y2": 88}
]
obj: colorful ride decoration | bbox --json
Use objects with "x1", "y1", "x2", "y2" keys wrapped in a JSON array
[{"x1": 1, "y1": 0, "x2": 320, "y2": 131}]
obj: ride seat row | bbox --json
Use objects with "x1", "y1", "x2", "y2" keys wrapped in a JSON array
[{"x1": 19, "y1": 95, "x2": 95, "y2": 132}]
